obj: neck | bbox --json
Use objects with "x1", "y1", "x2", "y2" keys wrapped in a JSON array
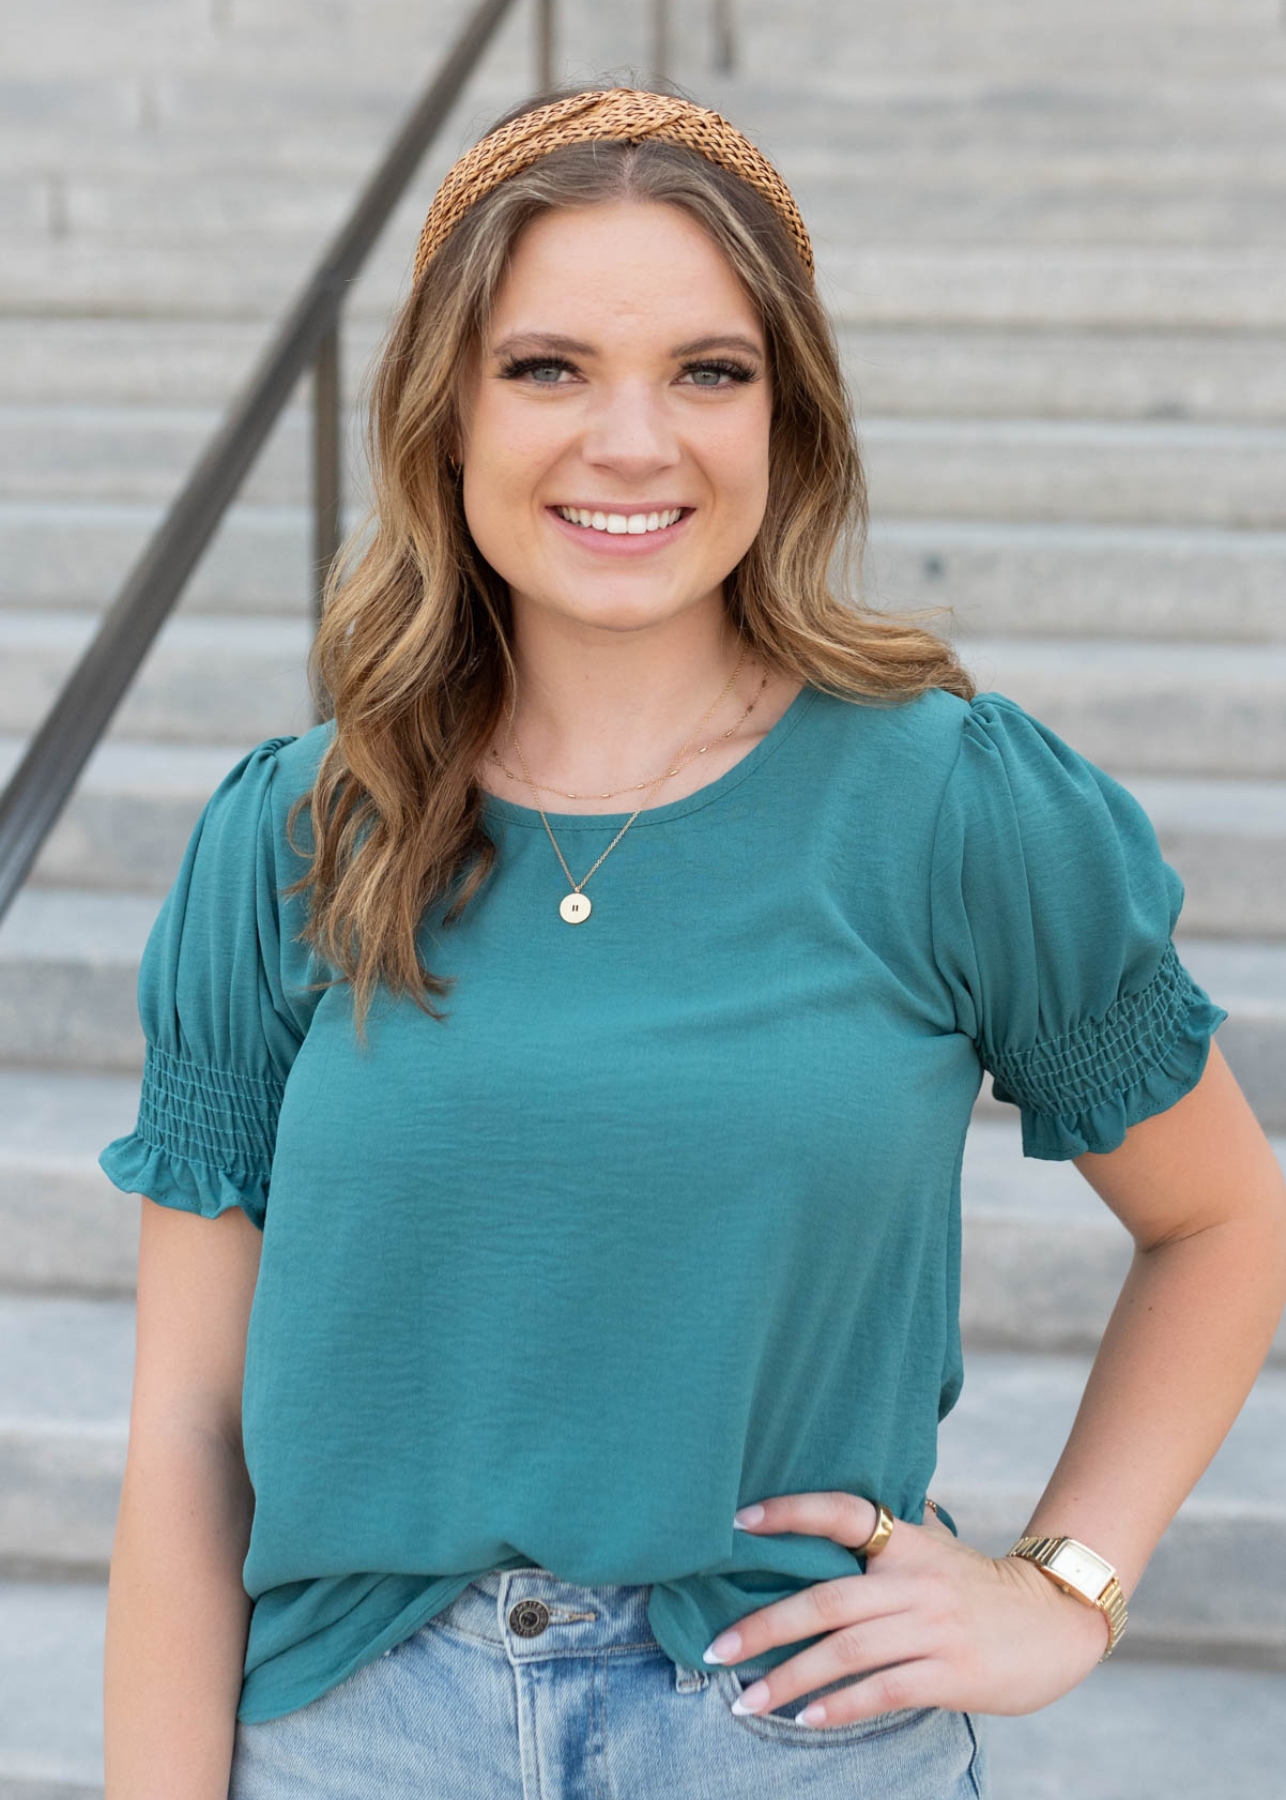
[{"x1": 497, "y1": 602, "x2": 751, "y2": 788}]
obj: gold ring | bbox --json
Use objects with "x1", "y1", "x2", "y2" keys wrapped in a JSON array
[{"x1": 858, "y1": 1500, "x2": 895, "y2": 1558}]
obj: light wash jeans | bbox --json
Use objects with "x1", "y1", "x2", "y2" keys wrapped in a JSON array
[{"x1": 230, "y1": 1565, "x2": 988, "y2": 1797}]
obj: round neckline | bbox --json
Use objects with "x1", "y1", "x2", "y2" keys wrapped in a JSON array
[{"x1": 479, "y1": 680, "x2": 820, "y2": 829}]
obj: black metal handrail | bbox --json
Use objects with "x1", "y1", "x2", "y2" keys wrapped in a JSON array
[{"x1": 0, "y1": 0, "x2": 736, "y2": 922}]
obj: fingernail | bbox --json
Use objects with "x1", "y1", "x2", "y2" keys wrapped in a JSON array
[
  {"x1": 702, "y1": 1630, "x2": 741, "y2": 1664},
  {"x1": 733, "y1": 1504, "x2": 764, "y2": 1527},
  {"x1": 731, "y1": 1680, "x2": 769, "y2": 1714},
  {"x1": 796, "y1": 1703, "x2": 825, "y2": 1726}
]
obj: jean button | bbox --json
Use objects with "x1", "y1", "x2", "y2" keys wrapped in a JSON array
[{"x1": 508, "y1": 1598, "x2": 551, "y2": 1637}]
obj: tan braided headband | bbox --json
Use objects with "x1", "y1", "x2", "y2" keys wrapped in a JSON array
[{"x1": 411, "y1": 86, "x2": 815, "y2": 286}]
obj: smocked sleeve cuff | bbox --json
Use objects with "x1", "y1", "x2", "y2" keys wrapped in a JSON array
[
  {"x1": 96, "y1": 1042, "x2": 281, "y2": 1229},
  {"x1": 984, "y1": 941, "x2": 1230, "y2": 1161}
]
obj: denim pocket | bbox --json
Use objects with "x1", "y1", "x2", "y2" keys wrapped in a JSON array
[{"x1": 715, "y1": 1658, "x2": 937, "y2": 1746}]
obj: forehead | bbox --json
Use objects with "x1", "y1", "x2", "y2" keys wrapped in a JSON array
[{"x1": 488, "y1": 199, "x2": 765, "y2": 344}]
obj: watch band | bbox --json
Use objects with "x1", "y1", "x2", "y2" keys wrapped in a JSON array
[{"x1": 1006, "y1": 1534, "x2": 1129, "y2": 1661}]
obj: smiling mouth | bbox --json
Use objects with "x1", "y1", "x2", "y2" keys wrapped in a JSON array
[{"x1": 550, "y1": 505, "x2": 691, "y2": 536}]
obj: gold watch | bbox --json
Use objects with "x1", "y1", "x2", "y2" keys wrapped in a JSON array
[{"x1": 1005, "y1": 1535, "x2": 1128, "y2": 1661}]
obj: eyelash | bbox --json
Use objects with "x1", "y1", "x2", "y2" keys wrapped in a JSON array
[{"x1": 497, "y1": 353, "x2": 757, "y2": 388}]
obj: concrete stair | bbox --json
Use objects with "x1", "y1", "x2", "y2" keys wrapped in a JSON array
[{"x1": 2, "y1": 0, "x2": 1285, "y2": 1794}]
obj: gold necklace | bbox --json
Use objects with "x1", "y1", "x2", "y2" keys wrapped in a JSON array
[
  {"x1": 488, "y1": 664, "x2": 769, "y2": 798},
  {"x1": 504, "y1": 643, "x2": 761, "y2": 924}
]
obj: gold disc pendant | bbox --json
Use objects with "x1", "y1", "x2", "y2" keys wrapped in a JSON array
[{"x1": 559, "y1": 892, "x2": 592, "y2": 924}]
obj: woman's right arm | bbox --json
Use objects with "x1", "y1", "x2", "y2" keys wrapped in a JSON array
[{"x1": 104, "y1": 1198, "x2": 263, "y2": 1799}]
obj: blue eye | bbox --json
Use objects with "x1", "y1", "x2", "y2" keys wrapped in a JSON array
[
  {"x1": 683, "y1": 359, "x2": 755, "y2": 386},
  {"x1": 497, "y1": 356, "x2": 573, "y2": 383}
]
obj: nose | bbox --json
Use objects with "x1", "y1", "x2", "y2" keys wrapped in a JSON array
[{"x1": 579, "y1": 381, "x2": 682, "y2": 477}]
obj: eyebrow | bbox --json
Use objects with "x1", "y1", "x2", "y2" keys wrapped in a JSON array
[{"x1": 490, "y1": 330, "x2": 766, "y2": 360}]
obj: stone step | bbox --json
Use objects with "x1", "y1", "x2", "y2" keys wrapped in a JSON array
[
  {"x1": 3, "y1": 613, "x2": 1283, "y2": 776},
  {"x1": 952, "y1": 637, "x2": 1286, "y2": 777},
  {"x1": 772, "y1": 137, "x2": 1286, "y2": 192},
  {"x1": 4, "y1": 317, "x2": 1286, "y2": 424},
  {"x1": 804, "y1": 184, "x2": 1286, "y2": 248},
  {"x1": 2, "y1": 729, "x2": 1281, "y2": 939},
  {"x1": 839, "y1": 327, "x2": 1286, "y2": 423},
  {"x1": 867, "y1": 520, "x2": 1286, "y2": 643},
  {"x1": 739, "y1": 23, "x2": 1286, "y2": 82},
  {"x1": 823, "y1": 247, "x2": 1286, "y2": 332},
  {"x1": 934, "y1": 1349, "x2": 1286, "y2": 1664},
  {"x1": 977, "y1": 1660, "x2": 1286, "y2": 1800},
  {"x1": 858, "y1": 418, "x2": 1286, "y2": 528},
  {"x1": 2, "y1": 0, "x2": 520, "y2": 81},
  {"x1": 959, "y1": 1119, "x2": 1286, "y2": 1362},
  {"x1": 0, "y1": 230, "x2": 414, "y2": 320},
  {"x1": 0, "y1": 66, "x2": 519, "y2": 183},
  {"x1": 5, "y1": 403, "x2": 1285, "y2": 529},
  {"x1": 722, "y1": 66, "x2": 1286, "y2": 125},
  {"x1": 0, "y1": 497, "x2": 354, "y2": 612},
  {"x1": 0, "y1": 609, "x2": 313, "y2": 745},
  {"x1": 11, "y1": 110, "x2": 1286, "y2": 206},
  {"x1": 0, "y1": 401, "x2": 369, "y2": 506},
  {"x1": 0, "y1": 1069, "x2": 143, "y2": 1298}
]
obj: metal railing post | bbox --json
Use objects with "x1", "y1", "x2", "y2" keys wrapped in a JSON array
[
  {"x1": 651, "y1": 0, "x2": 669, "y2": 82},
  {"x1": 312, "y1": 321, "x2": 342, "y2": 727},
  {"x1": 535, "y1": 0, "x2": 555, "y2": 86},
  {"x1": 712, "y1": 0, "x2": 734, "y2": 72}
]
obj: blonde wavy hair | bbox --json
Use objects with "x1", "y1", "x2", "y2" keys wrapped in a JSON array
[{"x1": 284, "y1": 78, "x2": 977, "y2": 1046}]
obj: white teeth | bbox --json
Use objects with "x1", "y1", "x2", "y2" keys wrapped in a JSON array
[{"x1": 556, "y1": 506, "x2": 683, "y2": 534}]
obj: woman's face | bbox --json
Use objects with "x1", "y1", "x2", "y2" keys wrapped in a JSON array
[{"x1": 456, "y1": 198, "x2": 773, "y2": 639}]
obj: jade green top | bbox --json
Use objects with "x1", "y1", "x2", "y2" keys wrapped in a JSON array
[{"x1": 98, "y1": 683, "x2": 1227, "y2": 1723}]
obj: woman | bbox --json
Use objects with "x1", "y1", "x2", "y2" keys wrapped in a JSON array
[{"x1": 99, "y1": 82, "x2": 1286, "y2": 1799}]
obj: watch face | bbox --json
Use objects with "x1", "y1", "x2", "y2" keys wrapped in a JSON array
[{"x1": 1049, "y1": 1542, "x2": 1113, "y2": 1598}]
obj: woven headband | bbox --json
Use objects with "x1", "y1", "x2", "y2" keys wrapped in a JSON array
[{"x1": 411, "y1": 86, "x2": 815, "y2": 285}]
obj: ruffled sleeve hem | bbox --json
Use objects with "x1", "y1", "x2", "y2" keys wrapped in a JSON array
[
  {"x1": 989, "y1": 945, "x2": 1229, "y2": 1160},
  {"x1": 97, "y1": 1132, "x2": 269, "y2": 1231}
]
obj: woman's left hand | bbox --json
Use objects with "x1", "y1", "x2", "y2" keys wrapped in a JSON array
[{"x1": 708, "y1": 1491, "x2": 1112, "y2": 1724}]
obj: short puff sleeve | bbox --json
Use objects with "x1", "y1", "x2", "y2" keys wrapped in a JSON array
[
  {"x1": 930, "y1": 692, "x2": 1228, "y2": 1159},
  {"x1": 97, "y1": 735, "x2": 305, "y2": 1229}
]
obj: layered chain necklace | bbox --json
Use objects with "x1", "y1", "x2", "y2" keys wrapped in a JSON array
[{"x1": 492, "y1": 641, "x2": 768, "y2": 924}]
